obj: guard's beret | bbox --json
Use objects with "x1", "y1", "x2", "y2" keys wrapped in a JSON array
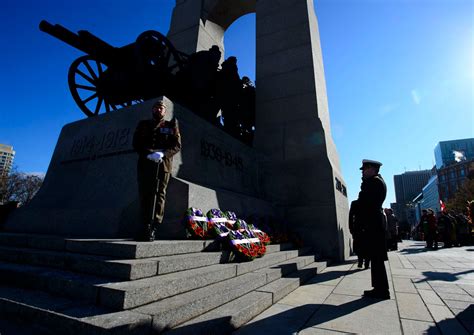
[{"x1": 153, "y1": 100, "x2": 166, "y2": 108}]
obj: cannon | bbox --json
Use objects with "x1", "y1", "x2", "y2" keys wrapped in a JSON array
[
  {"x1": 40, "y1": 21, "x2": 256, "y2": 145},
  {"x1": 40, "y1": 20, "x2": 189, "y2": 117}
]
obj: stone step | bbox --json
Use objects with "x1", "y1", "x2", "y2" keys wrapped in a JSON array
[
  {"x1": 0, "y1": 247, "x2": 308, "y2": 310},
  {"x1": 0, "y1": 285, "x2": 150, "y2": 335},
  {"x1": 167, "y1": 261, "x2": 325, "y2": 334},
  {"x1": 0, "y1": 232, "x2": 294, "y2": 259},
  {"x1": 0, "y1": 242, "x2": 295, "y2": 281},
  {"x1": 0, "y1": 232, "x2": 80, "y2": 251},
  {"x1": 0, "y1": 257, "x2": 325, "y2": 334},
  {"x1": 101, "y1": 263, "x2": 238, "y2": 310},
  {"x1": 99, "y1": 249, "x2": 311, "y2": 310},
  {"x1": 65, "y1": 239, "x2": 219, "y2": 259},
  {"x1": 133, "y1": 255, "x2": 323, "y2": 332},
  {"x1": 255, "y1": 261, "x2": 326, "y2": 303},
  {"x1": 0, "y1": 261, "x2": 112, "y2": 304},
  {"x1": 0, "y1": 232, "x2": 219, "y2": 258},
  {"x1": 0, "y1": 245, "x2": 226, "y2": 280}
]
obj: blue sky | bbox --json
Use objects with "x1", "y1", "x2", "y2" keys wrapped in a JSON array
[{"x1": 1, "y1": 0, "x2": 473, "y2": 207}]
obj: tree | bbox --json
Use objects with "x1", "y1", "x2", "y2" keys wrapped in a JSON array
[
  {"x1": 445, "y1": 172, "x2": 474, "y2": 213},
  {"x1": 0, "y1": 167, "x2": 44, "y2": 205}
]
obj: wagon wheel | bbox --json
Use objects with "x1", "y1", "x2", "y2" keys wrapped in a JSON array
[
  {"x1": 135, "y1": 30, "x2": 187, "y2": 74},
  {"x1": 68, "y1": 56, "x2": 140, "y2": 117}
]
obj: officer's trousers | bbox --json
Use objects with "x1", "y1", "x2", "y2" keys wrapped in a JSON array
[
  {"x1": 370, "y1": 257, "x2": 389, "y2": 292},
  {"x1": 137, "y1": 161, "x2": 170, "y2": 236}
]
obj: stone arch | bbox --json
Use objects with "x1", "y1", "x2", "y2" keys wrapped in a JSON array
[
  {"x1": 203, "y1": 0, "x2": 255, "y2": 31},
  {"x1": 167, "y1": 0, "x2": 255, "y2": 55}
]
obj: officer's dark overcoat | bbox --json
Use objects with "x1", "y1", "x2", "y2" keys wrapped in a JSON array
[{"x1": 356, "y1": 174, "x2": 387, "y2": 261}]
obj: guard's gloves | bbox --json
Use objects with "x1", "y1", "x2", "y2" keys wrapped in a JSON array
[{"x1": 147, "y1": 151, "x2": 164, "y2": 163}]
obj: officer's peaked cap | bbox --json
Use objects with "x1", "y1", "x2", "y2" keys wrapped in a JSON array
[{"x1": 360, "y1": 159, "x2": 382, "y2": 170}]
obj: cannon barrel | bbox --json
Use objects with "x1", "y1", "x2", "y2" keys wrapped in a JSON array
[{"x1": 39, "y1": 20, "x2": 115, "y2": 63}]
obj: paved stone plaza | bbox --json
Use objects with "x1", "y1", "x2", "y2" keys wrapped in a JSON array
[{"x1": 237, "y1": 240, "x2": 474, "y2": 334}]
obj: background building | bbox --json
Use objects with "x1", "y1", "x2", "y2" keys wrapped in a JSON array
[
  {"x1": 434, "y1": 138, "x2": 474, "y2": 169},
  {"x1": 437, "y1": 159, "x2": 474, "y2": 202},
  {"x1": 0, "y1": 144, "x2": 15, "y2": 177},
  {"x1": 411, "y1": 174, "x2": 442, "y2": 225},
  {"x1": 394, "y1": 169, "x2": 433, "y2": 204},
  {"x1": 421, "y1": 175, "x2": 441, "y2": 212},
  {"x1": 393, "y1": 169, "x2": 433, "y2": 227}
]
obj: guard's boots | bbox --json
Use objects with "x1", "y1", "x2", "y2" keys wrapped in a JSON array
[{"x1": 146, "y1": 223, "x2": 156, "y2": 242}]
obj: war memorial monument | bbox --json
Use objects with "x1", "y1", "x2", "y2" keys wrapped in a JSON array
[{"x1": 0, "y1": 1, "x2": 351, "y2": 333}]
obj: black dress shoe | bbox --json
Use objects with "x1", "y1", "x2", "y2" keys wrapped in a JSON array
[{"x1": 363, "y1": 289, "x2": 390, "y2": 300}]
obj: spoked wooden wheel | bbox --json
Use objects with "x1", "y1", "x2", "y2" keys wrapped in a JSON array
[
  {"x1": 68, "y1": 56, "x2": 141, "y2": 117},
  {"x1": 135, "y1": 30, "x2": 187, "y2": 74}
]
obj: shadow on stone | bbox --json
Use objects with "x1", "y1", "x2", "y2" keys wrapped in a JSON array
[
  {"x1": 425, "y1": 304, "x2": 474, "y2": 334},
  {"x1": 235, "y1": 298, "x2": 379, "y2": 335},
  {"x1": 414, "y1": 269, "x2": 474, "y2": 283},
  {"x1": 304, "y1": 268, "x2": 360, "y2": 285},
  {"x1": 397, "y1": 241, "x2": 457, "y2": 255},
  {"x1": 164, "y1": 316, "x2": 233, "y2": 334}
]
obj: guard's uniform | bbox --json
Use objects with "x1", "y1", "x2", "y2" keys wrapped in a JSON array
[
  {"x1": 132, "y1": 117, "x2": 181, "y2": 239},
  {"x1": 357, "y1": 173, "x2": 388, "y2": 292}
]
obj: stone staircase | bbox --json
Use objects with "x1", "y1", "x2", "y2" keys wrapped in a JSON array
[{"x1": 0, "y1": 232, "x2": 327, "y2": 334}]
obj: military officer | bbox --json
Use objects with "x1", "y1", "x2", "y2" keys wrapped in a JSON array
[
  {"x1": 132, "y1": 100, "x2": 181, "y2": 241},
  {"x1": 356, "y1": 159, "x2": 390, "y2": 299}
]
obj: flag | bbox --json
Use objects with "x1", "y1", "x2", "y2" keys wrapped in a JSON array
[{"x1": 440, "y1": 199, "x2": 446, "y2": 212}]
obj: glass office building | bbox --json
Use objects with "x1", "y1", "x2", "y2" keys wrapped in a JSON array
[{"x1": 434, "y1": 138, "x2": 474, "y2": 169}]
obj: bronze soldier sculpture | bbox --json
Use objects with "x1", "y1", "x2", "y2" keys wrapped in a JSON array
[
  {"x1": 355, "y1": 159, "x2": 390, "y2": 299},
  {"x1": 132, "y1": 101, "x2": 181, "y2": 241}
]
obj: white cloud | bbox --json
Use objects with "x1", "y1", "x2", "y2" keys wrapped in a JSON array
[
  {"x1": 411, "y1": 89, "x2": 421, "y2": 105},
  {"x1": 379, "y1": 104, "x2": 397, "y2": 116}
]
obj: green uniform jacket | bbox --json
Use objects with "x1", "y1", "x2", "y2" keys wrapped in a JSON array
[{"x1": 132, "y1": 118, "x2": 181, "y2": 173}]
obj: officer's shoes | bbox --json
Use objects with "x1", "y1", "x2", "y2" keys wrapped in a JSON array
[{"x1": 363, "y1": 289, "x2": 390, "y2": 300}]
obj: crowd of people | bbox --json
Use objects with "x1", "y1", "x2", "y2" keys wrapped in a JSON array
[{"x1": 413, "y1": 204, "x2": 473, "y2": 249}]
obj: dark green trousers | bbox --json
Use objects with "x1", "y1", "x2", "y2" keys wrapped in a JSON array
[{"x1": 137, "y1": 160, "x2": 170, "y2": 236}]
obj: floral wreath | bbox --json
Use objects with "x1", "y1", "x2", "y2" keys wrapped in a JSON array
[
  {"x1": 224, "y1": 211, "x2": 237, "y2": 229},
  {"x1": 185, "y1": 208, "x2": 271, "y2": 259},
  {"x1": 185, "y1": 207, "x2": 209, "y2": 239},
  {"x1": 228, "y1": 230, "x2": 261, "y2": 260},
  {"x1": 251, "y1": 228, "x2": 271, "y2": 245},
  {"x1": 206, "y1": 208, "x2": 230, "y2": 238}
]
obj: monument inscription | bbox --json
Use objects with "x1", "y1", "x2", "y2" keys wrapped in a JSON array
[
  {"x1": 200, "y1": 138, "x2": 244, "y2": 171},
  {"x1": 62, "y1": 128, "x2": 133, "y2": 164}
]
